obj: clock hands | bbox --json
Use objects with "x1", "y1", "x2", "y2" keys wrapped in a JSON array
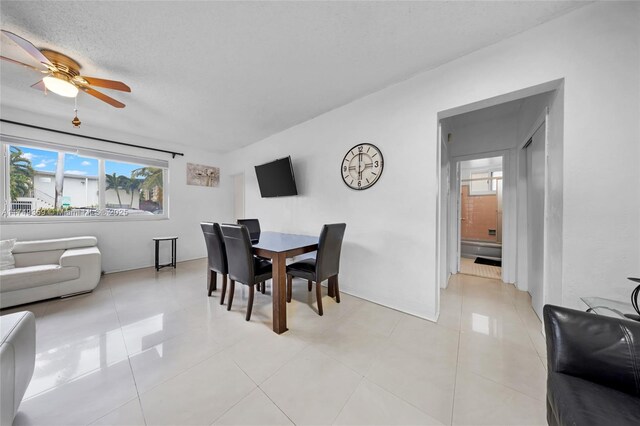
[
  {"x1": 342, "y1": 144, "x2": 383, "y2": 190},
  {"x1": 350, "y1": 159, "x2": 374, "y2": 179}
]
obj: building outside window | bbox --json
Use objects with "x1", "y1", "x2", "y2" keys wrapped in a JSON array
[{"x1": 2, "y1": 136, "x2": 168, "y2": 220}]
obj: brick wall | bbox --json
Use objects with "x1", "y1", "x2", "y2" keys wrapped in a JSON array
[{"x1": 460, "y1": 185, "x2": 498, "y2": 242}]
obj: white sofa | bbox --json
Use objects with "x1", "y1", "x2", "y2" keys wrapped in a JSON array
[
  {"x1": 0, "y1": 237, "x2": 101, "y2": 309},
  {"x1": 0, "y1": 311, "x2": 35, "y2": 426}
]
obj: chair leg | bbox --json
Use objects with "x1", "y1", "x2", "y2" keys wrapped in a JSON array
[
  {"x1": 220, "y1": 274, "x2": 227, "y2": 305},
  {"x1": 208, "y1": 270, "x2": 217, "y2": 297},
  {"x1": 308, "y1": 280, "x2": 312, "y2": 291},
  {"x1": 315, "y1": 280, "x2": 323, "y2": 316},
  {"x1": 261, "y1": 281, "x2": 266, "y2": 294},
  {"x1": 246, "y1": 285, "x2": 255, "y2": 321},
  {"x1": 286, "y1": 275, "x2": 292, "y2": 303},
  {"x1": 331, "y1": 275, "x2": 341, "y2": 303},
  {"x1": 227, "y1": 280, "x2": 235, "y2": 311}
]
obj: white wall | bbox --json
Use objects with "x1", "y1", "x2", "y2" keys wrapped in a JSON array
[
  {"x1": 1, "y1": 121, "x2": 234, "y2": 273},
  {"x1": 438, "y1": 130, "x2": 449, "y2": 291},
  {"x1": 225, "y1": 1, "x2": 640, "y2": 318},
  {"x1": 545, "y1": 88, "x2": 565, "y2": 307},
  {"x1": 444, "y1": 91, "x2": 556, "y2": 288}
]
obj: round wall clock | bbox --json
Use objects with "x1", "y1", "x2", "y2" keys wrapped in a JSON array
[{"x1": 341, "y1": 143, "x2": 384, "y2": 190}]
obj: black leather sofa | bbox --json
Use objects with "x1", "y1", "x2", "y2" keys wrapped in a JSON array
[{"x1": 543, "y1": 305, "x2": 640, "y2": 426}]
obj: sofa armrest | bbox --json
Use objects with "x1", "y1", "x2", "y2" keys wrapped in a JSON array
[
  {"x1": 59, "y1": 246, "x2": 101, "y2": 266},
  {"x1": 543, "y1": 304, "x2": 640, "y2": 397},
  {"x1": 13, "y1": 236, "x2": 97, "y2": 254},
  {"x1": 58, "y1": 246, "x2": 101, "y2": 293}
]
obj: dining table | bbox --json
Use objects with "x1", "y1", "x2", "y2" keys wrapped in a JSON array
[{"x1": 252, "y1": 231, "x2": 319, "y2": 334}]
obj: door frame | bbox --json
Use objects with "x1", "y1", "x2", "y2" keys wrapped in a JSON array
[
  {"x1": 449, "y1": 148, "x2": 514, "y2": 283},
  {"x1": 517, "y1": 108, "x2": 549, "y2": 312}
]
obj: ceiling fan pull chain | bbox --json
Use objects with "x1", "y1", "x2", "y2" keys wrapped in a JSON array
[{"x1": 72, "y1": 97, "x2": 81, "y2": 128}]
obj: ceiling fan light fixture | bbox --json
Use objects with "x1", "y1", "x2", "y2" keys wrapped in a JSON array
[{"x1": 43, "y1": 75, "x2": 78, "y2": 97}]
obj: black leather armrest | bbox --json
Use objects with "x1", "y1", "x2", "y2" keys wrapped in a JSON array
[{"x1": 543, "y1": 304, "x2": 640, "y2": 397}]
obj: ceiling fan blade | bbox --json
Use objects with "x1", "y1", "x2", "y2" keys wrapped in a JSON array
[
  {"x1": 81, "y1": 86, "x2": 125, "y2": 108},
  {"x1": 1, "y1": 55, "x2": 46, "y2": 72},
  {"x1": 31, "y1": 80, "x2": 46, "y2": 91},
  {"x1": 80, "y1": 76, "x2": 131, "y2": 92},
  {"x1": 1, "y1": 30, "x2": 54, "y2": 68}
]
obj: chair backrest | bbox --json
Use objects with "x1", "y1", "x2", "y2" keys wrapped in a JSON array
[
  {"x1": 237, "y1": 219, "x2": 261, "y2": 242},
  {"x1": 316, "y1": 223, "x2": 347, "y2": 282},
  {"x1": 544, "y1": 304, "x2": 640, "y2": 397},
  {"x1": 200, "y1": 222, "x2": 227, "y2": 274},
  {"x1": 221, "y1": 224, "x2": 255, "y2": 285}
]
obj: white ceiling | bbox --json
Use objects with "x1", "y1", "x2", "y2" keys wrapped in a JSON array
[
  {"x1": 444, "y1": 96, "x2": 526, "y2": 129},
  {"x1": 0, "y1": 1, "x2": 586, "y2": 153}
]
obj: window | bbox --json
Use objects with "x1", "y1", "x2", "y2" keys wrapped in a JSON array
[
  {"x1": 469, "y1": 170, "x2": 502, "y2": 195},
  {"x1": 491, "y1": 170, "x2": 503, "y2": 192},
  {"x1": 470, "y1": 172, "x2": 491, "y2": 195},
  {"x1": 105, "y1": 160, "x2": 164, "y2": 214},
  {"x1": 2, "y1": 136, "x2": 168, "y2": 220}
]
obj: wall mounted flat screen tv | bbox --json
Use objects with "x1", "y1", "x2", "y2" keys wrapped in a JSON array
[{"x1": 255, "y1": 156, "x2": 298, "y2": 198}]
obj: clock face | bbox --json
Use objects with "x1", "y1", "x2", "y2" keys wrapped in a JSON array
[{"x1": 341, "y1": 143, "x2": 384, "y2": 190}]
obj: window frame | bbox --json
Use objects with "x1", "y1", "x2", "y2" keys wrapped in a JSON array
[
  {"x1": 1, "y1": 134, "x2": 170, "y2": 223},
  {"x1": 468, "y1": 167, "x2": 502, "y2": 196}
]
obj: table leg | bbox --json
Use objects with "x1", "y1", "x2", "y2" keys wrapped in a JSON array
[
  {"x1": 155, "y1": 240, "x2": 159, "y2": 271},
  {"x1": 272, "y1": 252, "x2": 288, "y2": 334},
  {"x1": 328, "y1": 276, "x2": 336, "y2": 298},
  {"x1": 172, "y1": 239, "x2": 177, "y2": 268}
]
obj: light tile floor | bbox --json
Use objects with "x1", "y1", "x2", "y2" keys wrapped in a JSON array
[
  {"x1": 1, "y1": 259, "x2": 547, "y2": 425},
  {"x1": 459, "y1": 257, "x2": 502, "y2": 280}
]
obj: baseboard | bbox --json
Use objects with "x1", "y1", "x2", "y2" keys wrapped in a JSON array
[{"x1": 103, "y1": 256, "x2": 206, "y2": 275}]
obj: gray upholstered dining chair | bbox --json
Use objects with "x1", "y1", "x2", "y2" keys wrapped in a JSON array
[
  {"x1": 237, "y1": 218, "x2": 267, "y2": 294},
  {"x1": 200, "y1": 222, "x2": 228, "y2": 304},
  {"x1": 286, "y1": 223, "x2": 346, "y2": 316},
  {"x1": 236, "y1": 219, "x2": 261, "y2": 242},
  {"x1": 221, "y1": 224, "x2": 273, "y2": 321}
]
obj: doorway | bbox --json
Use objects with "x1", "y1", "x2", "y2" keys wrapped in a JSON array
[
  {"x1": 524, "y1": 122, "x2": 546, "y2": 319},
  {"x1": 436, "y1": 80, "x2": 564, "y2": 324},
  {"x1": 458, "y1": 156, "x2": 503, "y2": 279}
]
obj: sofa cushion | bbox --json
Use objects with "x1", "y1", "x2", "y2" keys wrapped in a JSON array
[
  {"x1": 0, "y1": 264, "x2": 80, "y2": 292},
  {"x1": 0, "y1": 311, "x2": 36, "y2": 426},
  {"x1": 547, "y1": 372, "x2": 640, "y2": 426},
  {"x1": 14, "y1": 250, "x2": 65, "y2": 268},
  {"x1": 12, "y1": 236, "x2": 97, "y2": 254},
  {"x1": 0, "y1": 239, "x2": 16, "y2": 271}
]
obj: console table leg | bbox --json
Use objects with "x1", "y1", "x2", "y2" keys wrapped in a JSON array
[{"x1": 155, "y1": 240, "x2": 159, "y2": 271}]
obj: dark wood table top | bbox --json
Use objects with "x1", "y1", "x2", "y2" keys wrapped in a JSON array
[{"x1": 252, "y1": 231, "x2": 318, "y2": 253}]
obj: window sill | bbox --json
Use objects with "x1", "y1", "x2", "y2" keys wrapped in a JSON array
[{"x1": 1, "y1": 215, "x2": 169, "y2": 224}]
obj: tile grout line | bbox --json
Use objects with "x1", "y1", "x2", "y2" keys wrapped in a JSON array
[
  {"x1": 461, "y1": 367, "x2": 547, "y2": 403},
  {"x1": 471, "y1": 281, "x2": 548, "y2": 401},
  {"x1": 225, "y1": 358, "x2": 297, "y2": 426},
  {"x1": 208, "y1": 361, "x2": 260, "y2": 426},
  {"x1": 449, "y1": 280, "x2": 464, "y2": 426},
  {"x1": 517, "y1": 304, "x2": 548, "y2": 372},
  {"x1": 108, "y1": 280, "x2": 149, "y2": 425},
  {"x1": 128, "y1": 332, "x2": 240, "y2": 398},
  {"x1": 460, "y1": 278, "x2": 548, "y2": 403},
  {"x1": 82, "y1": 281, "x2": 147, "y2": 426},
  {"x1": 329, "y1": 376, "x2": 366, "y2": 425},
  {"x1": 257, "y1": 385, "x2": 298, "y2": 426}
]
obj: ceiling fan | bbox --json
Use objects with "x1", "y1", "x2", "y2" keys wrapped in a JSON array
[{"x1": 0, "y1": 30, "x2": 131, "y2": 108}]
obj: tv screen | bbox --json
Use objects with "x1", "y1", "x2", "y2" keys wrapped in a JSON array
[{"x1": 255, "y1": 156, "x2": 298, "y2": 198}]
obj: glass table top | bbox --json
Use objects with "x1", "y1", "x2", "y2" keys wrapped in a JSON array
[
  {"x1": 581, "y1": 296, "x2": 638, "y2": 321},
  {"x1": 252, "y1": 231, "x2": 318, "y2": 253}
]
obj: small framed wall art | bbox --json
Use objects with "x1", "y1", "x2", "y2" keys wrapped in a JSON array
[{"x1": 187, "y1": 163, "x2": 220, "y2": 187}]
